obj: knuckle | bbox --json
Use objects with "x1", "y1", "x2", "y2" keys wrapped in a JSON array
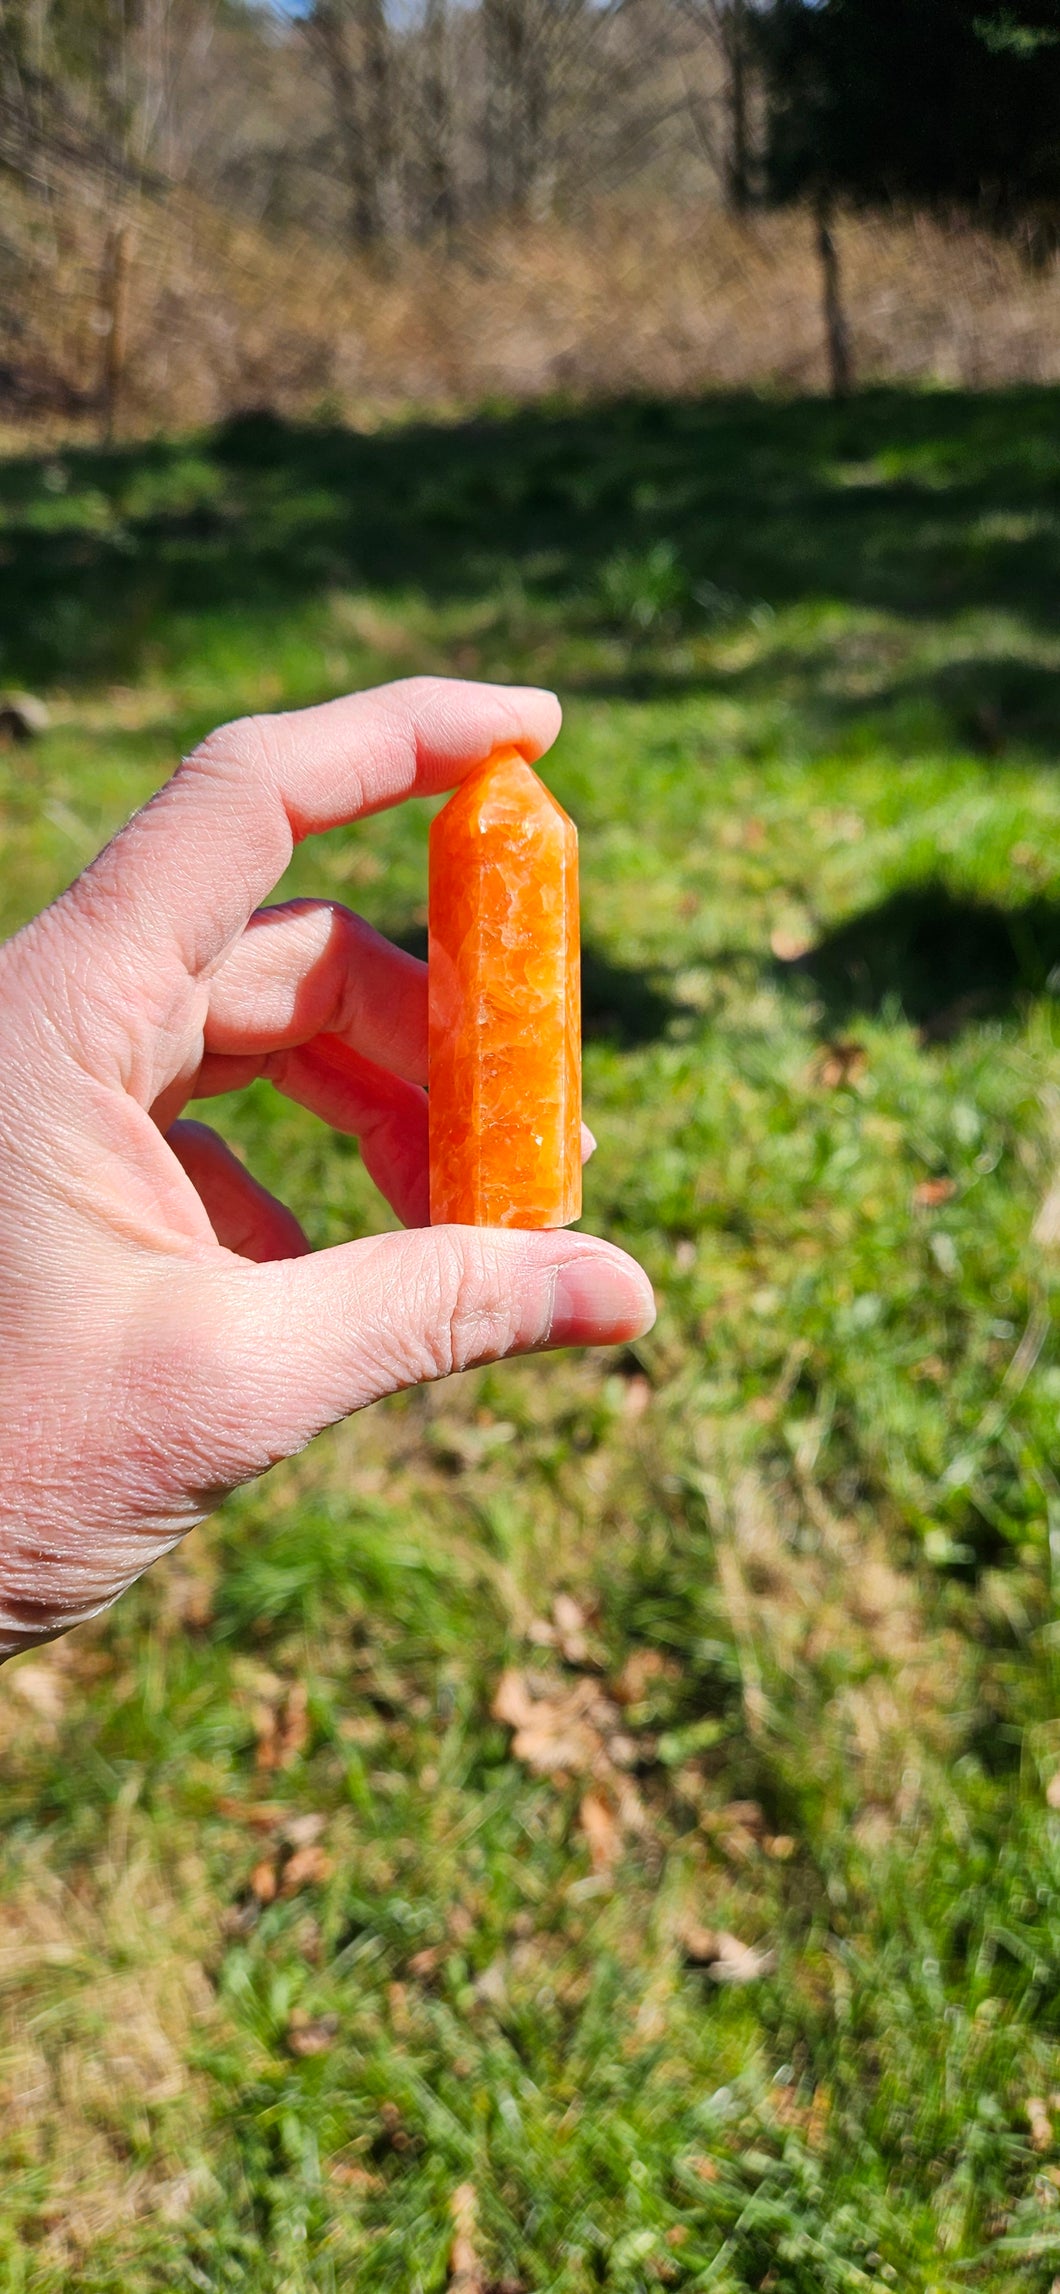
[
  {"x1": 185, "y1": 713, "x2": 274, "y2": 785},
  {"x1": 386, "y1": 1229, "x2": 502, "y2": 1385},
  {"x1": 426, "y1": 1232, "x2": 515, "y2": 1380}
]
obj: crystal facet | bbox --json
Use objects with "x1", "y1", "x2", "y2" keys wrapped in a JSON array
[{"x1": 428, "y1": 747, "x2": 581, "y2": 1228}]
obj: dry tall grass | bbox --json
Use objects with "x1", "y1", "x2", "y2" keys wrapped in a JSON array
[{"x1": 3, "y1": 182, "x2": 1060, "y2": 442}]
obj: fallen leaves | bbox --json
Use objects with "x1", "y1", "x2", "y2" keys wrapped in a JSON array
[
  {"x1": 700, "y1": 1799, "x2": 796, "y2": 1865},
  {"x1": 613, "y1": 1647, "x2": 679, "y2": 1709},
  {"x1": 770, "y1": 921, "x2": 814, "y2": 963},
  {"x1": 619, "y1": 1370, "x2": 653, "y2": 1414},
  {"x1": 913, "y1": 1176, "x2": 957, "y2": 1208},
  {"x1": 216, "y1": 1797, "x2": 288, "y2": 1832},
  {"x1": 810, "y1": 1039, "x2": 867, "y2": 1090},
  {"x1": 449, "y1": 2182, "x2": 485, "y2": 2292},
  {"x1": 491, "y1": 1667, "x2": 647, "y2": 1873},
  {"x1": 678, "y1": 1918, "x2": 776, "y2": 1984},
  {"x1": 254, "y1": 1679, "x2": 310, "y2": 1771},
  {"x1": 329, "y1": 2160, "x2": 384, "y2": 2193},
  {"x1": 406, "y1": 1944, "x2": 444, "y2": 1983},
  {"x1": 5, "y1": 1660, "x2": 65, "y2": 1724},
  {"x1": 527, "y1": 1592, "x2": 594, "y2": 1666},
  {"x1": 280, "y1": 1843, "x2": 334, "y2": 1896},
  {"x1": 222, "y1": 1809, "x2": 334, "y2": 1927},
  {"x1": 286, "y1": 2010, "x2": 339, "y2": 2058},
  {"x1": 249, "y1": 1857, "x2": 278, "y2": 1906},
  {"x1": 1027, "y1": 2096, "x2": 1054, "y2": 2153},
  {"x1": 579, "y1": 1788, "x2": 622, "y2": 1875}
]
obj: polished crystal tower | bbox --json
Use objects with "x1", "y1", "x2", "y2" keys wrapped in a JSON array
[{"x1": 428, "y1": 747, "x2": 581, "y2": 1228}]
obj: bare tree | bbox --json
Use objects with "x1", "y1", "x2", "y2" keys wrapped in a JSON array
[
  {"x1": 482, "y1": 0, "x2": 549, "y2": 217},
  {"x1": 675, "y1": 0, "x2": 757, "y2": 213},
  {"x1": 420, "y1": 0, "x2": 455, "y2": 237},
  {"x1": 307, "y1": 0, "x2": 394, "y2": 250},
  {"x1": 720, "y1": 0, "x2": 751, "y2": 212}
]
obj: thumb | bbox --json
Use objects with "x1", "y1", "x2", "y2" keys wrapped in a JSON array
[{"x1": 219, "y1": 1225, "x2": 656, "y2": 1459}]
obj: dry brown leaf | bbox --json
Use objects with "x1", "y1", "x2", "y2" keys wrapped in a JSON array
[
  {"x1": 293, "y1": 1915, "x2": 323, "y2": 1964},
  {"x1": 914, "y1": 1177, "x2": 957, "y2": 1208},
  {"x1": 770, "y1": 923, "x2": 814, "y2": 963},
  {"x1": 378, "y1": 2099, "x2": 413, "y2": 2152},
  {"x1": 220, "y1": 1901, "x2": 260, "y2": 1938},
  {"x1": 279, "y1": 1844, "x2": 333, "y2": 1895},
  {"x1": 407, "y1": 1945, "x2": 443, "y2": 1982},
  {"x1": 811, "y1": 1040, "x2": 867, "y2": 1090},
  {"x1": 387, "y1": 1981, "x2": 410, "y2": 2033},
  {"x1": 491, "y1": 1667, "x2": 648, "y2": 1856},
  {"x1": 679, "y1": 1920, "x2": 775, "y2": 1984},
  {"x1": 765, "y1": 1833, "x2": 796, "y2": 1861},
  {"x1": 622, "y1": 1370, "x2": 654, "y2": 1414},
  {"x1": 472, "y1": 1957, "x2": 508, "y2": 2011},
  {"x1": 720, "y1": 1799, "x2": 766, "y2": 1830},
  {"x1": 6, "y1": 1660, "x2": 65, "y2": 1723},
  {"x1": 613, "y1": 1648, "x2": 675, "y2": 1706},
  {"x1": 281, "y1": 1813, "x2": 328, "y2": 1850},
  {"x1": 329, "y1": 2160, "x2": 384, "y2": 2192},
  {"x1": 702, "y1": 1799, "x2": 767, "y2": 1862},
  {"x1": 526, "y1": 1616, "x2": 558, "y2": 1648},
  {"x1": 286, "y1": 2011, "x2": 339, "y2": 2058},
  {"x1": 1027, "y1": 2096, "x2": 1054, "y2": 2152},
  {"x1": 491, "y1": 1669, "x2": 608, "y2": 1776},
  {"x1": 216, "y1": 1798, "x2": 287, "y2": 1832},
  {"x1": 527, "y1": 1596, "x2": 594, "y2": 1664},
  {"x1": 716, "y1": 1825, "x2": 758, "y2": 1864},
  {"x1": 1047, "y1": 1773, "x2": 1060, "y2": 1811},
  {"x1": 553, "y1": 1592, "x2": 591, "y2": 1665},
  {"x1": 579, "y1": 1788, "x2": 622, "y2": 1875},
  {"x1": 249, "y1": 1858, "x2": 278, "y2": 1905},
  {"x1": 254, "y1": 1680, "x2": 309, "y2": 1772},
  {"x1": 449, "y1": 2182, "x2": 485, "y2": 2292}
]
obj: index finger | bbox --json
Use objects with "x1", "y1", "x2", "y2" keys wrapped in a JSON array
[{"x1": 65, "y1": 677, "x2": 561, "y2": 984}]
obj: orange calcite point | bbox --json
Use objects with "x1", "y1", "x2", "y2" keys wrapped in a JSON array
[{"x1": 429, "y1": 747, "x2": 581, "y2": 1228}]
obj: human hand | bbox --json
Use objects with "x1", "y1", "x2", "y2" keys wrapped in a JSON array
[{"x1": 0, "y1": 679, "x2": 654, "y2": 1660}]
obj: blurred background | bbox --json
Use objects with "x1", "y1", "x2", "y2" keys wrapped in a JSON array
[
  {"x1": 4, "y1": 6, "x2": 1060, "y2": 2291},
  {"x1": 0, "y1": 0, "x2": 1059, "y2": 427}
]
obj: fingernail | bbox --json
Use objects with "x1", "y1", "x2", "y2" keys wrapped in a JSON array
[
  {"x1": 548, "y1": 1252, "x2": 656, "y2": 1349},
  {"x1": 580, "y1": 1122, "x2": 598, "y2": 1162}
]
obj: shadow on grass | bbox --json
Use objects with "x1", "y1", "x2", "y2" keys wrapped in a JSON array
[
  {"x1": 787, "y1": 881, "x2": 1060, "y2": 1039},
  {"x1": 389, "y1": 921, "x2": 682, "y2": 1047},
  {"x1": 785, "y1": 653, "x2": 1060, "y2": 758},
  {"x1": 571, "y1": 650, "x2": 1060, "y2": 759},
  {"x1": 2, "y1": 387, "x2": 1060, "y2": 688}
]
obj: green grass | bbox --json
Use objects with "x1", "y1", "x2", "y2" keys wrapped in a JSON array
[{"x1": 5, "y1": 387, "x2": 1060, "y2": 2289}]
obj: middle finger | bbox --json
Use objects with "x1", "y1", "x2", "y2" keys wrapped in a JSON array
[{"x1": 204, "y1": 899, "x2": 427, "y2": 1083}]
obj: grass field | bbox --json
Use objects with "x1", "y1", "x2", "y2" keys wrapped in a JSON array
[{"x1": 4, "y1": 386, "x2": 1060, "y2": 2291}]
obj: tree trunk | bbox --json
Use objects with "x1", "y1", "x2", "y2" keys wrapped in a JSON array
[
  {"x1": 815, "y1": 192, "x2": 853, "y2": 399},
  {"x1": 483, "y1": 0, "x2": 545, "y2": 217},
  {"x1": 99, "y1": 221, "x2": 132, "y2": 444},
  {"x1": 422, "y1": 0, "x2": 456, "y2": 239},
  {"x1": 723, "y1": 0, "x2": 751, "y2": 214},
  {"x1": 312, "y1": 0, "x2": 388, "y2": 251},
  {"x1": 357, "y1": 0, "x2": 392, "y2": 239}
]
